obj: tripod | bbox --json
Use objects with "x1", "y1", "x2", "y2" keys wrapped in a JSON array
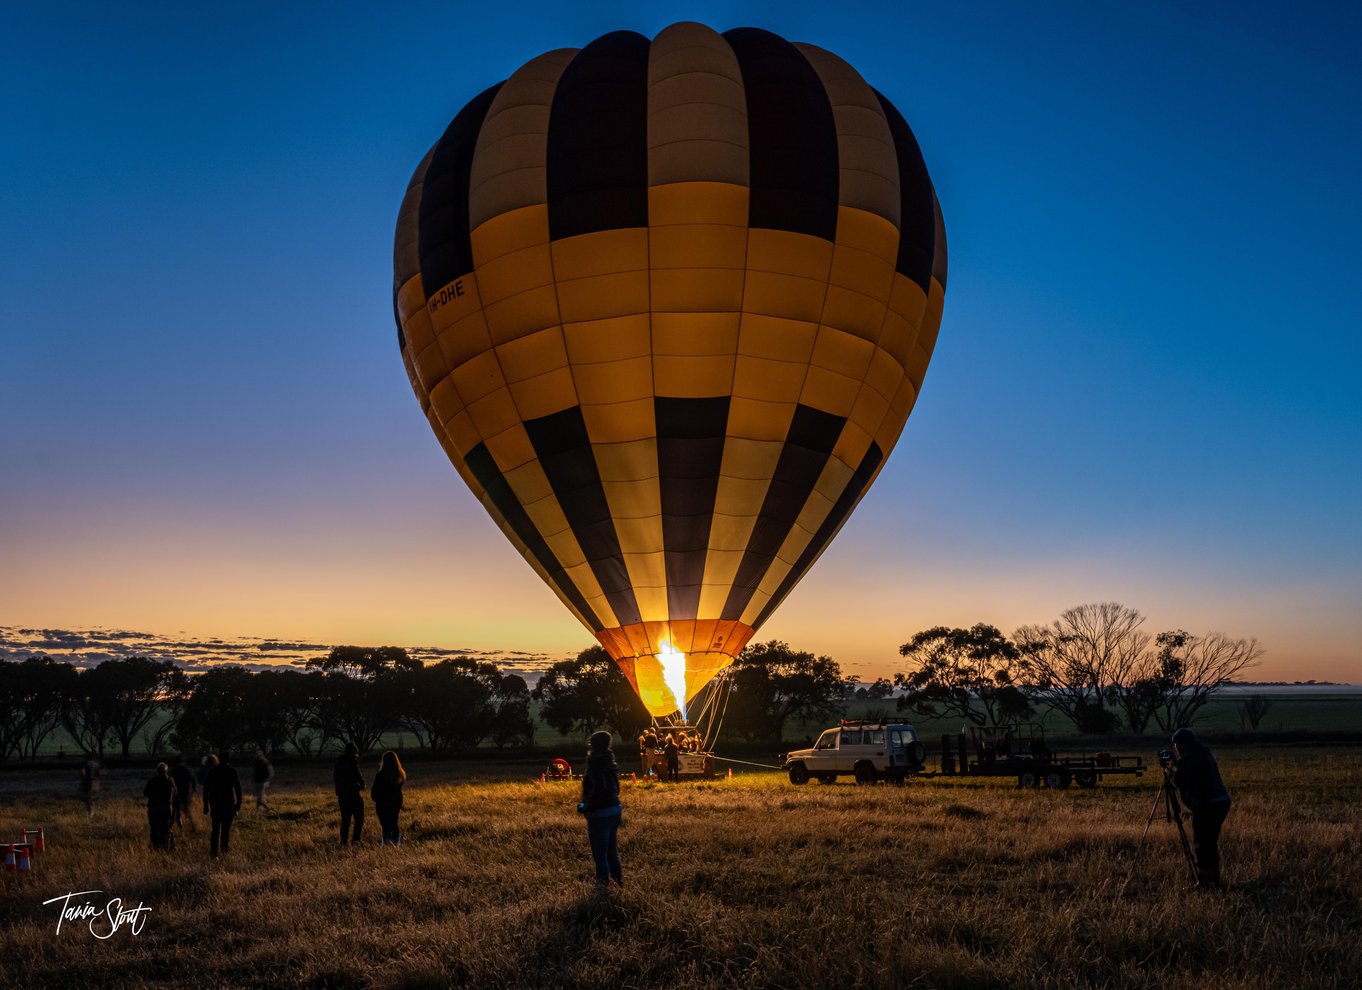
[{"x1": 1121, "y1": 769, "x2": 1197, "y2": 893}]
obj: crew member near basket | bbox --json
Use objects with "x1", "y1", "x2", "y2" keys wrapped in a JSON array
[{"x1": 1169, "y1": 727, "x2": 1231, "y2": 889}]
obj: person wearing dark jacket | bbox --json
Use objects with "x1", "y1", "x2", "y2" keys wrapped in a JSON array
[
  {"x1": 169, "y1": 757, "x2": 197, "y2": 830},
  {"x1": 663, "y1": 734, "x2": 680, "y2": 783},
  {"x1": 143, "y1": 763, "x2": 177, "y2": 850},
  {"x1": 334, "y1": 742, "x2": 366, "y2": 845},
  {"x1": 1170, "y1": 727, "x2": 1232, "y2": 888},
  {"x1": 578, "y1": 731, "x2": 623, "y2": 887},
  {"x1": 204, "y1": 752, "x2": 243, "y2": 858},
  {"x1": 370, "y1": 751, "x2": 406, "y2": 846}
]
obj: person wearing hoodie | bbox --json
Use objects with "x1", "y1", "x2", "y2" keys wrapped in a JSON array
[
  {"x1": 334, "y1": 742, "x2": 366, "y2": 845},
  {"x1": 1169, "y1": 727, "x2": 1232, "y2": 888},
  {"x1": 578, "y1": 730, "x2": 623, "y2": 887},
  {"x1": 169, "y1": 756, "x2": 197, "y2": 830},
  {"x1": 204, "y1": 751, "x2": 243, "y2": 858}
]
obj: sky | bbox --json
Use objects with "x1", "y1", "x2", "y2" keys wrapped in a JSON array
[{"x1": 3, "y1": 1, "x2": 1359, "y2": 682}]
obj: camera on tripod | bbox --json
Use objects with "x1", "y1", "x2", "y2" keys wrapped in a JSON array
[{"x1": 1157, "y1": 748, "x2": 1175, "y2": 768}]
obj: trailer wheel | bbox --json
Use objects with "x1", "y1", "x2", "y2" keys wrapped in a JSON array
[
  {"x1": 1075, "y1": 771, "x2": 1098, "y2": 788},
  {"x1": 854, "y1": 762, "x2": 879, "y2": 785},
  {"x1": 816, "y1": 773, "x2": 837, "y2": 785},
  {"x1": 788, "y1": 764, "x2": 810, "y2": 785},
  {"x1": 1044, "y1": 769, "x2": 1072, "y2": 789},
  {"x1": 1018, "y1": 771, "x2": 1039, "y2": 788}
]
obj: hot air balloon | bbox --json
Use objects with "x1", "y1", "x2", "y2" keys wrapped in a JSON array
[{"x1": 392, "y1": 23, "x2": 946, "y2": 724}]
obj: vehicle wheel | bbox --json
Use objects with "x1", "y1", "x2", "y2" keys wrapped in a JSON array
[
  {"x1": 854, "y1": 763, "x2": 878, "y2": 785},
  {"x1": 816, "y1": 773, "x2": 837, "y2": 785},
  {"x1": 788, "y1": 764, "x2": 810, "y2": 785},
  {"x1": 1075, "y1": 771, "x2": 1098, "y2": 788},
  {"x1": 1018, "y1": 771, "x2": 1039, "y2": 788},
  {"x1": 1044, "y1": 770, "x2": 1072, "y2": 789}
]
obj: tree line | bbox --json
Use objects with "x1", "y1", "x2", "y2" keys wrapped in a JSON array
[
  {"x1": 895, "y1": 602, "x2": 1264, "y2": 734},
  {"x1": 0, "y1": 601, "x2": 1264, "y2": 761}
]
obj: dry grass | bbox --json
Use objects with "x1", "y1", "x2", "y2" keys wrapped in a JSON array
[{"x1": 1, "y1": 747, "x2": 1359, "y2": 989}]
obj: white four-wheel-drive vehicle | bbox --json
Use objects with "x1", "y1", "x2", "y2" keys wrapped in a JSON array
[{"x1": 783, "y1": 720, "x2": 928, "y2": 785}]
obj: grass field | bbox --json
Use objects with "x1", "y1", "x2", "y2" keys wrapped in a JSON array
[{"x1": 1, "y1": 745, "x2": 1359, "y2": 989}]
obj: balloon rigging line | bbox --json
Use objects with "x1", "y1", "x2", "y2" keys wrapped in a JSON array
[{"x1": 708, "y1": 755, "x2": 784, "y2": 771}]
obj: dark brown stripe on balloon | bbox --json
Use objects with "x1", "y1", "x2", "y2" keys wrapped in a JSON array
[
  {"x1": 547, "y1": 31, "x2": 651, "y2": 241},
  {"x1": 464, "y1": 442, "x2": 603, "y2": 632},
  {"x1": 723, "y1": 27, "x2": 839, "y2": 242},
  {"x1": 656, "y1": 396, "x2": 730, "y2": 621},
  {"x1": 874, "y1": 89, "x2": 935, "y2": 294},
  {"x1": 417, "y1": 82, "x2": 503, "y2": 297},
  {"x1": 720, "y1": 404, "x2": 847, "y2": 621},
  {"x1": 523, "y1": 407, "x2": 643, "y2": 627},
  {"x1": 750, "y1": 440, "x2": 883, "y2": 630}
]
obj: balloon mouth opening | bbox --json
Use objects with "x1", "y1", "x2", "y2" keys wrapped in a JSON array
[{"x1": 658, "y1": 647, "x2": 688, "y2": 719}]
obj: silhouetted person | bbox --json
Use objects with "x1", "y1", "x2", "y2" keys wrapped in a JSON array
[
  {"x1": 371, "y1": 751, "x2": 406, "y2": 846},
  {"x1": 205, "y1": 751, "x2": 243, "y2": 858},
  {"x1": 578, "y1": 731, "x2": 622, "y2": 888},
  {"x1": 1170, "y1": 727, "x2": 1231, "y2": 888},
  {"x1": 334, "y1": 742, "x2": 366, "y2": 845},
  {"x1": 663, "y1": 735, "x2": 680, "y2": 783},
  {"x1": 78, "y1": 758, "x2": 101, "y2": 817},
  {"x1": 143, "y1": 763, "x2": 177, "y2": 850},
  {"x1": 252, "y1": 750, "x2": 274, "y2": 811},
  {"x1": 170, "y1": 756, "x2": 197, "y2": 830},
  {"x1": 199, "y1": 754, "x2": 218, "y2": 815}
]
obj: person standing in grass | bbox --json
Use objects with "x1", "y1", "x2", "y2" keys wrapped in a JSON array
[
  {"x1": 370, "y1": 751, "x2": 406, "y2": 846},
  {"x1": 578, "y1": 731, "x2": 623, "y2": 888},
  {"x1": 253, "y1": 750, "x2": 274, "y2": 812},
  {"x1": 334, "y1": 741, "x2": 366, "y2": 846},
  {"x1": 205, "y1": 751, "x2": 243, "y2": 859},
  {"x1": 143, "y1": 763, "x2": 177, "y2": 851},
  {"x1": 78, "y1": 757, "x2": 101, "y2": 817},
  {"x1": 663, "y1": 733, "x2": 680, "y2": 783},
  {"x1": 170, "y1": 756, "x2": 197, "y2": 831},
  {"x1": 1170, "y1": 727, "x2": 1232, "y2": 889}
]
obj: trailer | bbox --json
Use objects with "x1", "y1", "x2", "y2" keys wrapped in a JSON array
[{"x1": 933, "y1": 723, "x2": 1146, "y2": 788}]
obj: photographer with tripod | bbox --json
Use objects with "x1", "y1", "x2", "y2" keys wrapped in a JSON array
[{"x1": 1168, "y1": 727, "x2": 1231, "y2": 889}]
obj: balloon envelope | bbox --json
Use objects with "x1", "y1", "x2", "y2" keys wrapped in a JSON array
[{"x1": 393, "y1": 23, "x2": 947, "y2": 717}]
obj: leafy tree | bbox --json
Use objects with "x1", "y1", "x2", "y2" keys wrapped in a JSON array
[
  {"x1": 533, "y1": 646, "x2": 649, "y2": 739},
  {"x1": 309, "y1": 671, "x2": 402, "y2": 755},
  {"x1": 174, "y1": 667, "x2": 256, "y2": 755},
  {"x1": 0, "y1": 657, "x2": 76, "y2": 761},
  {"x1": 724, "y1": 640, "x2": 844, "y2": 742},
  {"x1": 60, "y1": 666, "x2": 116, "y2": 756},
  {"x1": 305, "y1": 645, "x2": 419, "y2": 680},
  {"x1": 240, "y1": 669, "x2": 317, "y2": 757},
  {"x1": 487, "y1": 670, "x2": 534, "y2": 748},
  {"x1": 1143, "y1": 630, "x2": 1264, "y2": 731},
  {"x1": 86, "y1": 657, "x2": 186, "y2": 759},
  {"x1": 395, "y1": 659, "x2": 494, "y2": 752},
  {"x1": 1015, "y1": 603, "x2": 1150, "y2": 734},
  {"x1": 894, "y1": 624, "x2": 1031, "y2": 726}
]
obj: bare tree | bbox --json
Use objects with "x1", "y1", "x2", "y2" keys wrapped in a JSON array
[
  {"x1": 1239, "y1": 694, "x2": 1273, "y2": 730},
  {"x1": 1146, "y1": 631, "x2": 1264, "y2": 730},
  {"x1": 1015, "y1": 602, "x2": 1151, "y2": 733}
]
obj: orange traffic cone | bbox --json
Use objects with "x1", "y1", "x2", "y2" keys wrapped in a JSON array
[
  {"x1": 21, "y1": 828, "x2": 44, "y2": 853},
  {"x1": 727, "y1": 767, "x2": 733, "y2": 780},
  {"x1": 540, "y1": 771, "x2": 546, "y2": 782},
  {"x1": 631, "y1": 772, "x2": 637, "y2": 783}
]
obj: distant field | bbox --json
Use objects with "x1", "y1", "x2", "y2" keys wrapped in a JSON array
[
  {"x1": 1, "y1": 746, "x2": 1358, "y2": 988},
  {"x1": 24, "y1": 688, "x2": 1362, "y2": 763}
]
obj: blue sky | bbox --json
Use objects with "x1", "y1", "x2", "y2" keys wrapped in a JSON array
[{"x1": 3, "y1": 1, "x2": 1359, "y2": 680}]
